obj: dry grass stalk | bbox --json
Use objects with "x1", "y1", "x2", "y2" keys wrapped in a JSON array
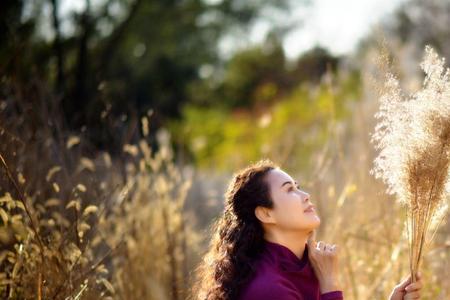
[
  {"x1": 371, "y1": 45, "x2": 450, "y2": 283},
  {"x1": 0, "y1": 100, "x2": 198, "y2": 299}
]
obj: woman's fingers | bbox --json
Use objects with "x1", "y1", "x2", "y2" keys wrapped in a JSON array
[
  {"x1": 396, "y1": 275, "x2": 412, "y2": 291},
  {"x1": 405, "y1": 280, "x2": 423, "y2": 292},
  {"x1": 313, "y1": 241, "x2": 338, "y2": 252},
  {"x1": 389, "y1": 273, "x2": 423, "y2": 300},
  {"x1": 326, "y1": 244, "x2": 337, "y2": 252},
  {"x1": 307, "y1": 232, "x2": 338, "y2": 254},
  {"x1": 404, "y1": 290, "x2": 421, "y2": 299}
]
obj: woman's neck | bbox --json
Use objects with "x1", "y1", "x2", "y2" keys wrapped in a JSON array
[{"x1": 264, "y1": 230, "x2": 310, "y2": 259}]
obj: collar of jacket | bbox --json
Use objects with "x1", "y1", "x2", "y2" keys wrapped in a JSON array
[{"x1": 263, "y1": 240, "x2": 309, "y2": 273}]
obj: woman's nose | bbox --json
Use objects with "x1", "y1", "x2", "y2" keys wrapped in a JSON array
[{"x1": 302, "y1": 191, "x2": 310, "y2": 202}]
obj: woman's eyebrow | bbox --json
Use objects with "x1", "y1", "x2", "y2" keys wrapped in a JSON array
[{"x1": 281, "y1": 180, "x2": 298, "y2": 188}]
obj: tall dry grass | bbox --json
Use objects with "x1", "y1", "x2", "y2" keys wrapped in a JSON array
[{"x1": 0, "y1": 85, "x2": 200, "y2": 299}]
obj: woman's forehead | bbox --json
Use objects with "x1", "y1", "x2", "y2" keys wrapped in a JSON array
[{"x1": 267, "y1": 168, "x2": 294, "y2": 185}]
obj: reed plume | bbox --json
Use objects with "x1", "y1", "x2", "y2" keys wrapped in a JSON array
[{"x1": 371, "y1": 45, "x2": 450, "y2": 283}]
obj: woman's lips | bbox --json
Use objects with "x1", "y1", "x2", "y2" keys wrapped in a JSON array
[{"x1": 304, "y1": 205, "x2": 315, "y2": 213}]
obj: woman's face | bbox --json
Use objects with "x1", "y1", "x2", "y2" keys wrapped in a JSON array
[{"x1": 263, "y1": 168, "x2": 320, "y2": 232}]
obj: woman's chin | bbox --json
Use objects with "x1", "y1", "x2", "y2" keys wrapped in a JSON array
[
  {"x1": 304, "y1": 211, "x2": 320, "y2": 222},
  {"x1": 308, "y1": 216, "x2": 321, "y2": 228}
]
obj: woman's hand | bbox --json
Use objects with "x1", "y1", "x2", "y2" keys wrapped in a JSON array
[
  {"x1": 306, "y1": 230, "x2": 342, "y2": 294},
  {"x1": 389, "y1": 272, "x2": 423, "y2": 300}
]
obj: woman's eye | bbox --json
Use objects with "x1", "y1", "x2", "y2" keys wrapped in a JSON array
[{"x1": 288, "y1": 185, "x2": 300, "y2": 192}]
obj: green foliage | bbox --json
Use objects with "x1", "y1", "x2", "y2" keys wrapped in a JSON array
[
  {"x1": 220, "y1": 34, "x2": 288, "y2": 108},
  {"x1": 171, "y1": 70, "x2": 362, "y2": 171},
  {"x1": 188, "y1": 39, "x2": 340, "y2": 110}
]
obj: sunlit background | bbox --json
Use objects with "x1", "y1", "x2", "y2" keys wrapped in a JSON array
[{"x1": 0, "y1": 0, "x2": 449, "y2": 299}]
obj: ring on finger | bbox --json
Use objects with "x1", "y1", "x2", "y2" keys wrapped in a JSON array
[{"x1": 316, "y1": 241, "x2": 323, "y2": 250}]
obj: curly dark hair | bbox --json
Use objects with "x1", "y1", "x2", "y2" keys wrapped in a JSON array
[{"x1": 191, "y1": 159, "x2": 278, "y2": 300}]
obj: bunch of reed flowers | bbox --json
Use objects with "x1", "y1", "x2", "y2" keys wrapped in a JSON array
[{"x1": 371, "y1": 45, "x2": 450, "y2": 283}]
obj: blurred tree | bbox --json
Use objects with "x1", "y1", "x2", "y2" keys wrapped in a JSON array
[
  {"x1": 219, "y1": 33, "x2": 289, "y2": 108},
  {"x1": 358, "y1": 0, "x2": 450, "y2": 65},
  {"x1": 188, "y1": 36, "x2": 339, "y2": 110},
  {"x1": 291, "y1": 46, "x2": 339, "y2": 84},
  {"x1": 356, "y1": 0, "x2": 450, "y2": 93},
  {"x1": 389, "y1": 0, "x2": 450, "y2": 59},
  {"x1": 0, "y1": 0, "x2": 36, "y2": 80},
  {"x1": 0, "y1": 0, "x2": 294, "y2": 147}
]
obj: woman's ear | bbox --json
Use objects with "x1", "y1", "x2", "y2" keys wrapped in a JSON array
[{"x1": 254, "y1": 206, "x2": 275, "y2": 224}]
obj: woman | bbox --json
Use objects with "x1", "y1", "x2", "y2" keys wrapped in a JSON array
[{"x1": 192, "y1": 159, "x2": 423, "y2": 300}]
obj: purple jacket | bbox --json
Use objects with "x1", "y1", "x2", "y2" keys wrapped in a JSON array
[{"x1": 238, "y1": 240, "x2": 344, "y2": 300}]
